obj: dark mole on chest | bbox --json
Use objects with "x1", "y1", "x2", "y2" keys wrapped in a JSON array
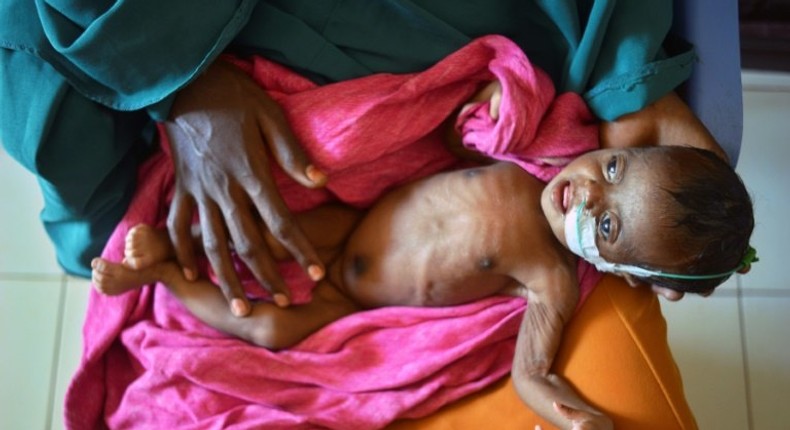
[
  {"x1": 464, "y1": 168, "x2": 484, "y2": 178},
  {"x1": 478, "y1": 256, "x2": 496, "y2": 271},
  {"x1": 351, "y1": 254, "x2": 367, "y2": 276}
]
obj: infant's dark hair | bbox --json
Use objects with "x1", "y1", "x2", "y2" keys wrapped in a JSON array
[{"x1": 634, "y1": 146, "x2": 754, "y2": 294}]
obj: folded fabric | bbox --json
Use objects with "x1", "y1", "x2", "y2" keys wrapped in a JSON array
[{"x1": 65, "y1": 35, "x2": 601, "y2": 430}]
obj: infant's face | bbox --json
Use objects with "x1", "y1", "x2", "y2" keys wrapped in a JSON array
[{"x1": 541, "y1": 148, "x2": 681, "y2": 272}]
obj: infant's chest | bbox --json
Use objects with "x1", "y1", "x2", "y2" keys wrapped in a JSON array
[{"x1": 397, "y1": 176, "x2": 543, "y2": 271}]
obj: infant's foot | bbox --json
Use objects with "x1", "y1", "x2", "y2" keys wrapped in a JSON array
[
  {"x1": 123, "y1": 224, "x2": 173, "y2": 269},
  {"x1": 91, "y1": 257, "x2": 176, "y2": 296}
]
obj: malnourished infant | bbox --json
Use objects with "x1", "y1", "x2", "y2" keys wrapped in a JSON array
[{"x1": 93, "y1": 137, "x2": 753, "y2": 428}]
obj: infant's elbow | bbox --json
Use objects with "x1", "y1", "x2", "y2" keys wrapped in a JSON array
[
  {"x1": 512, "y1": 361, "x2": 549, "y2": 395},
  {"x1": 512, "y1": 358, "x2": 550, "y2": 380}
]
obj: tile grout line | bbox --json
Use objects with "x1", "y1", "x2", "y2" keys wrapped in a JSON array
[
  {"x1": 736, "y1": 275, "x2": 754, "y2": 430},
  {"x1": 0, "y1": 272, "x2": 64, "y2": 282},
  {"x1": 45, "y1": 274, "x2": 68, "y2": 430}
]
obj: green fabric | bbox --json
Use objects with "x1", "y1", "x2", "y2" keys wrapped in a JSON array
[
  {"x1": 0, "y1": 0, "x2": 694, "y2": 276},
  {"x1": 234, "y1": 0, "x2": 691, "y2": 120},
  {"x1": 0, "y1": 49, "x2": 151, "y2": 275}
]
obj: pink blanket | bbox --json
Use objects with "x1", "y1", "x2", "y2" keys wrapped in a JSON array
[{"x1": 65, "y1": 35, "x2": 601, "y2": 429}]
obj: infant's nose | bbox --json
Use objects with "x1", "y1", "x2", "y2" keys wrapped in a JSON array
[{"x1": 581, "y1": 180, "x2": 604, "y2": 210}]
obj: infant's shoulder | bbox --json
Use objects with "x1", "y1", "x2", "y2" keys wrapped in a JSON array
[{"x1": 449, "y1": 162, "x2": 542, "y2": 201}]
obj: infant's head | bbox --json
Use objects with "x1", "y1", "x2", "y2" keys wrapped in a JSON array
[{"x1": 541, "y1": 146, "x2": 754, "y2": 297}]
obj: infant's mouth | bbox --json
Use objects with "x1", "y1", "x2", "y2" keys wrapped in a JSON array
[{"x1": 553, "y1": 181, "x2": 572, "y2": 215}]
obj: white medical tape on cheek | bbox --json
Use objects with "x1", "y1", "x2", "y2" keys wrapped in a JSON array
[
  {"x1": 563, "y1": 202, "x2": 663, "y2": 277},
  {"x1": 564, "y1": 201, "x2": 602, "y2": 262},
  {"x1": 562, "y1": 201, "x2": 744, "y2": 281}
]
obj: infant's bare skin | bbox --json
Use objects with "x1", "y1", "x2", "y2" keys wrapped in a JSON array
[
  {"x1": 88, "y1": 77, "x2": 745, "y2": 428},
  {"x1": 92, "y1": 159, "x2": 585, "y2": 426},
  {"x1": 92, "y1": 225, "x2": 180, "y2": 296},
  {"x1": 93, "y1": 162, "x2": 572, "y2": 309},
  {"x1": 336, "y1": 162, "x2": 568, "y2": 308},
  {"x1": 122, "y1": 225, "x2": 174, "y2": 270}
]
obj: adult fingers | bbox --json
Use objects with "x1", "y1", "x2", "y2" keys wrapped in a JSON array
[
  {"x1": 253, "y1": 90, "x2": 327, "y2": 188},
  {"x1": 238, "y1": 147, "x2": 325, "y2": 282},
  {"x1": 221, "y1": 193, "x2": 292, "y2": 307},
  {"x1": 247, "y1": 172, "x2": 325, "y2": 282},
  {"x1": 199, "y1": 200, "x2": 250, "y2": 317},
  {"x1": 167, "y1": 191, "x2": 198, "y2": 281},
  {"x1": 651, "y1": 285, "x2": 685, "y2": 301}
]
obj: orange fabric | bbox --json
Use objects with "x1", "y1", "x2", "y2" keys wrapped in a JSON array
[{"x1": 387, "y1": 275, "x2": 698, "y2": 429}]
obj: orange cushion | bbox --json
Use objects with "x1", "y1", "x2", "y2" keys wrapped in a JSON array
[{"x1": 387, "y1": 275, "x2": 698, "y2": 429}]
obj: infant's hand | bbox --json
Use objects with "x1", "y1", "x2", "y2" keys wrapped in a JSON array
[
  {"x1": 553, "y1": 402, "x2": 613, "y2": 430},
  {"x1": 460, "y1": 80, "x2": 502, "y2": 119}
]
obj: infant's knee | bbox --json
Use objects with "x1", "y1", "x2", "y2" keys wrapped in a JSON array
[{"x1": 247, "y1": 325, "x2": 297, "y2": 351}]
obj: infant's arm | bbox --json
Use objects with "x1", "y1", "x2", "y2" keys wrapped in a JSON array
[
  {"x1": 442, "y1": 80, "x2": 502, "y2": 162},
  {"x1": 510, "y1": 264, "x2": 612, "y2": 429},
  {"x1": 599, "y1": 91, "x2": 729, "y2": 162}
]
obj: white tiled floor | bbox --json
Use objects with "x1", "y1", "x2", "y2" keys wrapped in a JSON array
[
  {"x1": 660, "y1": 70, "x2": 790, "y2": 430},
  {"x1": 1, "y1": 71, "x2": 789, "y2": 430}
]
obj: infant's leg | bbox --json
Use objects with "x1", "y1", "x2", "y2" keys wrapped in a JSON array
[
  {"x1": 123, "y1": 224, "x2": 175, "y2": 269},
  {"x1": 91, "y1": 257, "x2": 181, "y2": 296},
  {"x1": 163, "y1": 276, "x2": 360, "y2": 350},
  {"x1": 92, "y1": 224, "x2": 179, "y2": 295}
]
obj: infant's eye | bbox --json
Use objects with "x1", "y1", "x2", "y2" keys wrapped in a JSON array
[
  {"x1": 598, "y1": 212, "x2": 612, "y2": 241},
  {"x1": 605, "y1": 156, "x2": 618, "y2": 182}
]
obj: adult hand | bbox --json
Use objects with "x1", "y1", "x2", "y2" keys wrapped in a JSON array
[
  {"x1": 162, "y1": 60, "x2": 327, "y2": 317},
  {"x1": 621, "y1": 273, "x2": 688, "y2": 301},
  {"x1": 552, "y1": 402, "x2": 614, "y2": 430}
]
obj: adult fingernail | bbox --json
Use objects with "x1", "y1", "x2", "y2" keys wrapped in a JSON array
[
  {"x1": 231, "y1": 298, "x2": 249, "y2": 317},
  {"x1": 273, "y1": 293, "x2": 290, "y2": 308},
  {"x1": 308, "y1": 264, "x2": 324, "y2": 281},
  {"x1": 305, "y1": 165, "x2": 327, "y2": 185},
  {"x1": 183, "y1": 268, "x2": 196, "y2": 281}
]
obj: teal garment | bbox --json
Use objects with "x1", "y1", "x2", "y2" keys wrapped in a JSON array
[
  {"x1": 234, "y1": 0, "x2": 694, "y2": 119},
  {"x1": 0, "y1": 0, "x2": 694, "y2": 276}
]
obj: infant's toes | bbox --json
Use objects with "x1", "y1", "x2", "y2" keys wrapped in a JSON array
[
  {"x1": 124, "y1": 225, "x2": 158, "y2": 269},
  {"x1": 91, "y1": 258, "x2": 113, "y2": 294},
  {"x1": 123, "y1": 255, "x2": 144, "y2": 270},
  {"x1": 127, "y1": 224, "x2": 154, "y2": 247}
]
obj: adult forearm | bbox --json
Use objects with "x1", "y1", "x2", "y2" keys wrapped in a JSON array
[{"x1": 599, "y1": 92, "x2": 729, "y2": 162}]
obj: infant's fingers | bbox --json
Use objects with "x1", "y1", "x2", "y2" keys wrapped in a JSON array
[
  {"x1": 489, "y1": 82, "x2": 502, "y2": 120},
  {"x1": 167, "y1": 192, "x2": 198, "y2": 281},
  {"x1": 552, "y1": 402, "x2": 605, "y2": 430},
  {"x1": 553, "y1": 402, "x2": 582, "y2": 420},
  {"x1": 199, "y1": 201, "x2": 250, "y2": 317}
]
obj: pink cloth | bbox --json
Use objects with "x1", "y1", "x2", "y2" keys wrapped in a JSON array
[{"x1": 65, "y1": 35, "x2": 601, "y2": 430}]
